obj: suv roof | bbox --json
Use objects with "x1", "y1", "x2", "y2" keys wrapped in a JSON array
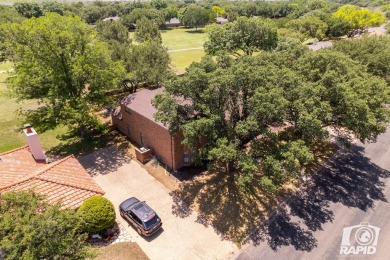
[
  {"x1": 120, "y1": 197, "x2": 156, "y2": 222},
  {"x1": 132, "y1": 202, "x2": 155, "y2": 222}
]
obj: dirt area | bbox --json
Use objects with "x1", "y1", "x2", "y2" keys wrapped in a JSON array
[{"x1": 93, "y1": 242, "x2": 149, "y2": 260}]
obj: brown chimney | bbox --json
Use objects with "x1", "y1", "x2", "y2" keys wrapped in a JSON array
[{"x1": 23, "y1": 124, "x2": 47, "y2": 163}]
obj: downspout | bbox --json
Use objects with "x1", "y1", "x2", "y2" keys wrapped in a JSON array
[{"x1": 171, "y1": 136, "x2": 174, "y2": 173}]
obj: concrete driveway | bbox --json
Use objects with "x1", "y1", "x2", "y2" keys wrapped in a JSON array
[{"x1": 92, "y1": 158, "x2": 237, "y2": 259}]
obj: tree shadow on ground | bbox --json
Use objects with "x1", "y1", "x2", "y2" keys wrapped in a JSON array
[
  {"x1": 171, "y1": 144, "x2": 389, "y2": 251},
  {"x1": 46, "y1": 130, "x2": 130, "y2": 158},
  {"x1": 185, "y1": 29, "x2": 205, "y2": 34},
  {"x1": 170, "y1": 170, "x2": 285, "y2": 243},
  {"x1": 79, "y1": 145, "x2": 132, "y2": 176},
  {"x1": 245, "y1": 144, "x2": 389, "y2": 251},
  {"x1": 49, "y1": 130, "x2": 134, "y2": 176}
]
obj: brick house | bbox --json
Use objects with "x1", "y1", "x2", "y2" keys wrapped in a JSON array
[
  {"x1": 0, "y1": 126, "x2": 104, "y2": 209},
  {"x1": 112, "y1": 88, "x2": 192, "y2": 171}
]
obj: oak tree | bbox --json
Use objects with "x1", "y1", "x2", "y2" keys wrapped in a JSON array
[
  {"x1": 3, "y1": 13, "x2": 125, "y2": 136},
  {"x1": 204, "y1": 17, "x2": 278, "y2": 56}
]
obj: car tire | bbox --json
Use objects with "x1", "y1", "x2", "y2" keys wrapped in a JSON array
[
  {"x1": 120, "y1": 211, "x2": 124, "y2": 218},
  {"x1": 136, "y1": 227, "x2": 142, "y2": 236}
]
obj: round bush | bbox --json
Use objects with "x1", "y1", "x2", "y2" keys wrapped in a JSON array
[{"x1": 77, "y1": 196, "x2": 116, "y2": 233}]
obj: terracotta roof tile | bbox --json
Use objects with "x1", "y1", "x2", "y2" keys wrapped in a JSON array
[
  {"x1": 0, "y1": 146, "x2": 105, "y2": 209},
  {"x1": 0, "y1": 146, "x2": 47, "y2": 187}
]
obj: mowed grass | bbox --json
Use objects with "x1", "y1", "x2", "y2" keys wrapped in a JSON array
[
  {"x1": 130, "y1": 28, "x2": 206, "y2": 74},
  {"x1": 0, "y1": 65, "x2": 67, "y2": 153},
  {"x1": 160, "y1": 28, "x2": 206, "y2": 50},
  {"x1": 169, "y1": 49, "x2": 205, "y2": 74}
]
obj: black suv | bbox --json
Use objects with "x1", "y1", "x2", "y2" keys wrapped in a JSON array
[{"x1": 119, "y1": 197, "x2": 162, "y2": 237}]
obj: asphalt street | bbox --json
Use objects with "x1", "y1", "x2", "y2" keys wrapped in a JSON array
[{"x1": 235, "y1": 128, "x2": 390, "y2": 260}]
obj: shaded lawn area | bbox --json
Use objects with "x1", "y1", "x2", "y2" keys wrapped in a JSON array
[
  {"x1": 170, "y1": 141, "x2": 335, "y2": 246},
  {"x1": 0, "y1": 66, "x2": 82, "y2": 154},
  {"x1": 0, "y1": 62, "x2": 125, "y2": 157},
  {"x1": 93, "y1": 242, "x2": 149, "y2": 260}
]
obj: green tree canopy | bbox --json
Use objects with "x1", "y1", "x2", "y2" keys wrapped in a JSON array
[
  {"x1": 2, "y1": 13, "x2": 125, "y2": 136},
  {"x1": 180, "y1": 5, "x2": 214, "y2": 31},
  {"x1": 81, "y1": 5, "x2": 108, "y2": 24},
  {"x1": 332, "y1": 35, "x2": 390, "y2": 84},
  {"x1": 204, "y1": 17, "x2": 278, "y2": 56},
  {"x1": 0, "y1": 191, "x2": 91, "y2": 259},
  {"x1": 96, "y1": 20, "x2": 132, "y2": 73},
  {"x1": 122, "y1": 8, "x2": 165, "y2": 28},
  {"x1": 96, "y1": 20, "x2": 130, "y2": 44},
  {"x1": 128, "y1": 41, "x2": 172, "y2": 86},
  {"x1": 134, "y1": 16, "x2": 162, "y2": 43},
  {"x1": 153, "y1": 50, "x2": 390, "y2": 191},
  {"x1": 13, "y1": 2, "x2": 43, "y2": 18},
  {"x1": 285, "y1": 16, "x2": 328, "y2": 40},
  {"x1": 41, "y1": 2, "x2": 65, "y2": 15}
]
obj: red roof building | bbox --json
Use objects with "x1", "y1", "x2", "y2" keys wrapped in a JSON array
[{"x1": 0, "y1": 129, "x2": 104, "y2": 209}]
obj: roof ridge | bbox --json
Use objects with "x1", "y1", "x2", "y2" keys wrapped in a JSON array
[
  {"x1": 0, "y1": 155, "x2": 73, "y2": 190},
  {"x1": 0, "y1": 145, "x2": 29, "y2": 156},
  {"x1": 34, "y1": 175, "x2": 104, "y2": 195}
]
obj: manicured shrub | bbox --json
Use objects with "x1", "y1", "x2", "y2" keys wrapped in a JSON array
[{"x1": 77, "y1": 196, "x2": 116, "y2": 233}]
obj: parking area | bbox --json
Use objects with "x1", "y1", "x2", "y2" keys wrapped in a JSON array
[{"x1": 86, "y1": 149, "x2": 237, "y2": 259}]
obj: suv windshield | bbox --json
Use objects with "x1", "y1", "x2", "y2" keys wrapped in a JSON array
[{"x1": 144, "y1": 215, "x2": 160, "y2": 229}]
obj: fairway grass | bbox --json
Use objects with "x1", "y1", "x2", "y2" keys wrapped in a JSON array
[
  {"x1": 162, "y1": 28, "x2": 206, "y2": 73},
  {"x1": 130, "y1": 27, "x2": 207, "y2": 73},
  {"x1": 169, "y1": 49, "x2": 205, "y2": 74},
  {"x1": 161, "y1": 28, "x2": 206, "y2": 50}
]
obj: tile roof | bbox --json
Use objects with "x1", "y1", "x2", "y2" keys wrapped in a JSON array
[{"x1": 0, "y1": 146, "x2": 104, "y2": 209}]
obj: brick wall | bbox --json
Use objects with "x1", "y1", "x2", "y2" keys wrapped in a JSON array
[{"x1": 112, "y1": 105, "x2": 189, "y2": 170}]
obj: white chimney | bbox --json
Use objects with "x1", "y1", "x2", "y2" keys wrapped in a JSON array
[{"x1": 23, "y1": 124, "x2": 46, "y2": 162}]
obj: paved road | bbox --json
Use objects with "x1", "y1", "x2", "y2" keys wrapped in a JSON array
[{"x1": 235, "y1": 128, "x2": 390, "y2": 260}]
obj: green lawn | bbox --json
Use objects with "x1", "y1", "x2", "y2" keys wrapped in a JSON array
[
  {"x1": 169, "y1": 49, "x2": 205, "y2": 74},
  {"x1": 160, "y1": 28, "x2": 206, "y2": 50},
  {"x1": 0, "y1": 65, "x2": 67, "y2": 153},
  {"x1": 130, "y1": 28, "x2": 207, "y2": 74}
]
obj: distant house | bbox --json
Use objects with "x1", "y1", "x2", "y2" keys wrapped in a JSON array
[
  {"x1": 216, "y1": 17, "x2": 228, "y2": 25},
  {"x1": 112, "y1": 88, "x2": 193, "y2": 171},
  {"x1": 165, "y1": 18, "x2": 181, "y2": 28},
  {"x1": 102, "y1": 16, "x2": 121, "y2": 22},
  {"x1": 0, "y1": 126, "x2": 104, "y2": 209}
]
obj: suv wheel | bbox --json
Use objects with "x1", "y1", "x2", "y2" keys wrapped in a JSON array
[{"x1": 136, "y1": 227, "x2": 143, "y2": 236}]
